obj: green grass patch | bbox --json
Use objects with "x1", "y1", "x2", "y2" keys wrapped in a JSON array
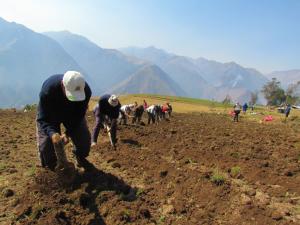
[
  {"x1": 230, "y1": 166, "x2": 241, "y2": 177},
  {"x1": 136, "y1": 188, "x2": 144, "y2": 197},
  {"x1": 25, "y1": 166, "x2": 36, "y2": 177},
  {"x1": 158, "y1": 215, "x2": 166, "y2": 223},
  {"x1": 0, "y1": 163, "x2": 7, "y2": 172},
  {"x1": 129, "y1": 94, "x2": 226, "y2": 107},
  {"x1": 211, "y1": 169, "x2": 227, "y2": 186}
]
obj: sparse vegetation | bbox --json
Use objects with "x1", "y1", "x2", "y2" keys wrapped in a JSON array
[
  {"x1": 26, "y1": 166, "x2": 36, "y2": 177},
  {"x1": 230, "y1": 166, "x2": 241, "y2": 177},
  {"x1": 23, "y1": 104, "x2": 37, "y2": 112},
  {"x1": 211, "y1": 169, "x2": 227, "y2": 186},
  {"x1": 136, "y1": 188, "x2": 144, "y2": 197},
  {"x1": 158, "y1": 215, "x2": 166, "y2": 223},
  {"x1": 0, "y1": 163, "x2": 7, "y2": 172}
]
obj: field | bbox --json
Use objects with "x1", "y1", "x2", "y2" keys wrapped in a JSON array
[{"x1": 1, "y1": 95, "x2": 300, "y2": 225}]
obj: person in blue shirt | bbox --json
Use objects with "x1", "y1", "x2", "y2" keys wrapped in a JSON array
[
  {"x1": 36, "y1": 71, "x2": 92, "y2": 171},
  {"x1": 242, "y1": 103, "x2": 248, "y2": 114},
  {"x1": 91, "y1": 94, "x2": 121, "y2": 148}
]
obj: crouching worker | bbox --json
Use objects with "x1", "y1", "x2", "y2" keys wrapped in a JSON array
[
  {"x1": 146, "y1": 105, "x2": 160, "y2": 124},
  {"x1": 91, "y1": 94, "x2": 121, "y2": 148},
  {"x1": 161, "y1": 102, "x2": 172, "y2": 120},
  {"x1": 132, "y1": 105, "x2": 144, "y2": 124},
  {"x1": 119, "y1": 104, "x2": 135, "y2": 125},
  {"x1": 36, "y1": 71, "x2": 93, "y2": 174}
]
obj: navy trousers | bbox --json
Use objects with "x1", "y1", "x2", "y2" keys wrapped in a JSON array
[{"x1": 36, "y1": 119, "x2": 91, "y2": 170}]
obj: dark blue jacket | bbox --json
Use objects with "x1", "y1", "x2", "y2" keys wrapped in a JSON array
[
  {"x1": 36, "y1": 74, "x2": 92, "y2": 137},
  {"x1": 285, "y1": 105, "x2": 291, "y2": 115},
  {"x1": 95, "y1": 94, "x2": 121, "y2": 119}
]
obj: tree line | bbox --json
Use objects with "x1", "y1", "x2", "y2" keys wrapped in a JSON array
[{"x1": 261, "y1": 78, "x2": 300, "y2": 106}]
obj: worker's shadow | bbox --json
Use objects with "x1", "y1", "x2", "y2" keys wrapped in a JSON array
[{"x1": 72, "y1": 165, "x2": 137, "y2": 225}]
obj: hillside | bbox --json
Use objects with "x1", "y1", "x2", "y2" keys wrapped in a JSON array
[
  {"x1": 44, "y1": 31, "x2": 146, "y2": 95},
  {"x1": 110, "y1": 64, "x2": 186, "y2": 96},
  {"x1": 120, "y1": 46, "x2": 269, "y2": 102},
  {"x1": 0, "y1": 18, "x2": 85, "y2": 108}
]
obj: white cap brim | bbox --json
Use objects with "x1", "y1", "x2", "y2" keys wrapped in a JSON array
[{"x1": 65, "y1": 89, "x2": 86, "y2": 102}]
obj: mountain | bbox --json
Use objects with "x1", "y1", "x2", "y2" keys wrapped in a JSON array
[
  {"x1": 110, "y1": 64, "x2": 186, "y2": 96},
  {"x1": 120, "y1": 47, "x2": 216, "y2": 98},
  {"x1": 44, "y1": 31, "x2": 146, "y2": 95},
  {"x1": 0, "y1": 17, "x2": 85, "y2": 108},
  {"x1": 267, "y1": 70, "x2": 300, "y2": 88},
  {"x1": 120, "y1": 46, "x2": 269, "y2": 102}
]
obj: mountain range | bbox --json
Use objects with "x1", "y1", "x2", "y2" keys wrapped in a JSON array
[{"x1": 0, "y1": 17, "x2": 299, "y2": 108}]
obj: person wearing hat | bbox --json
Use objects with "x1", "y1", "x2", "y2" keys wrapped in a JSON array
[
  {"x1": 91, "y1": 94, "x2": 121, "y2": 147},
  {"x1": 36, "y1": 71, "x2": 92, "y2": 171}
]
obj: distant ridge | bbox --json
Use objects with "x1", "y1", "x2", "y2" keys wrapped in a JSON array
[{"x1": 110, "y1": 64, "x2": 186, "y2": 96}]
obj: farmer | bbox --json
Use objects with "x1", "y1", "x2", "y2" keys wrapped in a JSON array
[
  {"x1": 161, "y1": 102, "x2": 172, "y2": 119},
  {"x1": 119, "y1": 104, "x2": 135, "y2": 125},
  {"x1": 132, "y1": 105, "x2": 144, "y2": 124},
  {"x1": 233, "y1": 102, "x2": 242, "y2": 122},
  {"x1": 166, "y1": 102, "x2": 172, "y2": 117},
  {"x1": 285, "y1": 104, "x2": 291, "y2": 119},
  {"x1": 146, "y1": 105, "x2": 160, "y2": 124},
  {"x1": 36, "y1": 71, "x2": 92, "y2": 171},
  {"x1": 143, "y1": 99, "x2": 148, "y2": 110},
  {"x1": 91, "y1": 94, "x2": 121, "y2": 148},
  {"x1": 242, "y1": 102, "x2": 248, "y2": 114}
]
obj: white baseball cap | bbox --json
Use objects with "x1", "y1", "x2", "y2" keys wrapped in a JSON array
[
  {"x1": 63, "y1": 71, "x2": 86, "y2": 101},
  {"x1": 108, "y1": 95, "x2": 119, "y2": 107}
]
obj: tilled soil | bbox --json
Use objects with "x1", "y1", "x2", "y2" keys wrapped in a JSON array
[{"x1": 1, "y1": 110, "x2": 300, "y2": 225}]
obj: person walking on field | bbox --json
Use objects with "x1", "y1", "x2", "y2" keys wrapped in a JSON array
[
  {"x1": 36, "y1": 71, "x2": 93, "y2": 172},
  {"x1": 233, "y1": 102, "x2": 242, "y2": 122},
  {"x1": 91, "y1": 94, "x2": 121, "y2": 148},
  {"x1": 242, "y1": 102, "x2": 248, "y2": 114}
]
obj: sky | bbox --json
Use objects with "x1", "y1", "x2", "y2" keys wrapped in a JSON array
[{"x1": 0, "y1": 0, "x2": 299, "y2": 73}]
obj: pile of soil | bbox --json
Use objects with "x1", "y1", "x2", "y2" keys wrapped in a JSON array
[{"x1": 0, "y1": 109, "x2": 300, "y2": 225}]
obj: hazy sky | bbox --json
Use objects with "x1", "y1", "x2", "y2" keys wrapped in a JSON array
[{"x1": 0, "y1": 0, "x2": 299, "y2": 73}]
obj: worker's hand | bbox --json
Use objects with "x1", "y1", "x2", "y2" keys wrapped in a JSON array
[
  {"x1": 61, "y1": 133, "x2": 69, "y2": 145},
  {"x1": 106, "y1": 126, "x2": 111, "y2": 132},
  {"x1": 51, "y1": 133, "x2": 62, "y2": 144}
]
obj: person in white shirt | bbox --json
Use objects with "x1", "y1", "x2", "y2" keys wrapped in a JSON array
[
  {"x1": 233, "y1": 102, "x2": 241, "y2": 122},
  {"x1": 119, "y1": 104, "x2": 135, "y2": 125},
  {"x1": 146, "y1": 105, "x2": 160, "y2": 124}
]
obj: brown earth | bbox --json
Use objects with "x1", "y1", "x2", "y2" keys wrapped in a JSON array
[{"x1": 1, "y1": 109, "x2": 300, "y2": 225}]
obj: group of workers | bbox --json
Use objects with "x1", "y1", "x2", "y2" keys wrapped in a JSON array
[{"x1": 36, "y1": 71, "x2": 172, "y2": 172}]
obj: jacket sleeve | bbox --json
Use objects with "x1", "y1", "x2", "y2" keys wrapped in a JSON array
[{"x1": 36, "y1": 93, "x2": 59, "y2": 137}]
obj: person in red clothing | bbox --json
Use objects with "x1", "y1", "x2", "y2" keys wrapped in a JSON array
[
  {"x1": 161, "y1": 102, "x2": 172, "y2": 119},
  {"x1": 143, "y1": 99, "x2": 148, "y2": 110}
]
